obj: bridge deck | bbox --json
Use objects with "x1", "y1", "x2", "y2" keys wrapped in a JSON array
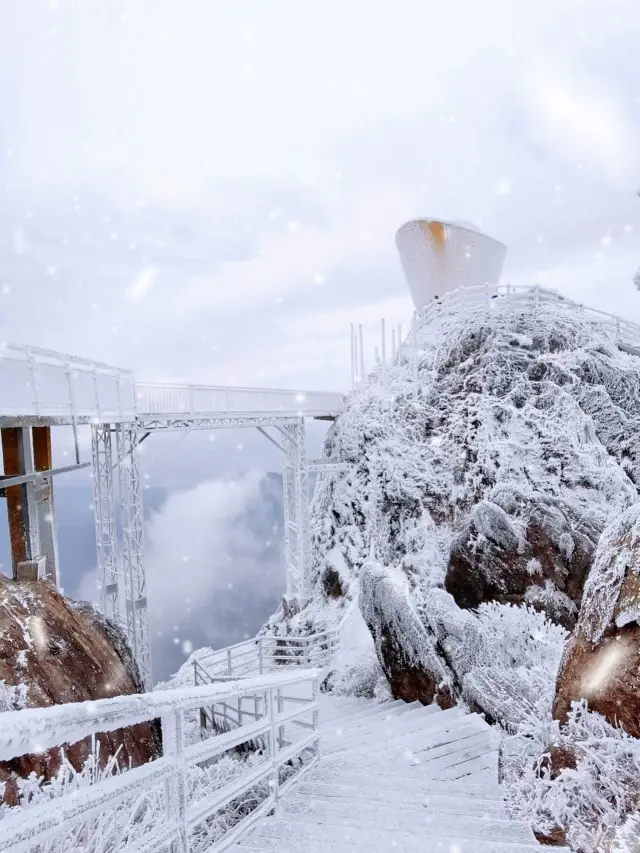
[{"x1": 0, "y1": 343, "x2": 344, "y2": 426}]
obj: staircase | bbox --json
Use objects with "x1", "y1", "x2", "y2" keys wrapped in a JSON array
[{"x1": 234, "y1": 695, "x2": 568, "y2": 853}]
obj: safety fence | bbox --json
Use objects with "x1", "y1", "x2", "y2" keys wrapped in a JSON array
[
  {"x1": 352, "y1": 283, "x2": 640, "y2": 389},
  {"x1": 134, "y1": 383, "x2": 344, "y2": 421},
  {"x1": 0, "y1": 342, "x2": 135, "y2": 423},
  {"x1": 0, "y1": 670, "x2": 320, "y2": 853},
  {"x1": 193, "y1": 629, "x2": 340, "y2": 736}
]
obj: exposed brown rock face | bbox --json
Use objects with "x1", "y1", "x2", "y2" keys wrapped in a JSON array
[
  {"x1": 553, "y1": 625, "x2": 640, "y2": 738},
  {"x1": 537, "y1": 745, "x2": 578, "y2": 780},
  {"x1": 553, "y1": 505, "x2": 640, "y2": 737},
  {"x1": 446, "y1": 493, "x2": 599, "y2": 630},
  {"x1": 0, "y1": 576, "x2": 161, "y2": 804}
]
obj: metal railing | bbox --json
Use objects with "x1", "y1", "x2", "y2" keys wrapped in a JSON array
[
  {"x1": 0, "y1": 344, "x2": 345, "y2": 425},
  {"x1": 193, "y1": 629, "x2": 341, "y2": 737},
  {"x1": 0, "y1": 342, "x2": 136, "y2": 423},
  {"x1": 0, "y1": 670, "x2": 320, "y2": 853},
  {"x1": 134, "y1": 383, "x2": 344, "y2": 420},
  {"x1": 362, "y1": 283, "x2": 640, "y2": 389},
  {"x1": 414, "y1": 283, "x2": 640, "y2": 353}
]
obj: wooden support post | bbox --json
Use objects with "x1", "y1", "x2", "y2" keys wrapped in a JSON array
[
  {"x1": 1, "y1": 428, "x2": 28, "y2": 576},
  {"x1": 33, "y1": 427, "x2": 60, "y2": 588}
]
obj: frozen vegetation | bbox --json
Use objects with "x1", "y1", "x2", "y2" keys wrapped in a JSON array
[{"x1": 271, "y1": 302, "x2": 640, "y2": 849}]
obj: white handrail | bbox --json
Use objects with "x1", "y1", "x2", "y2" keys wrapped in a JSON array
[
  {"x1": 134, "y1": 383, "x2": 344, "y2": 420},
  {"x1": 0, "y1": 670, "x2": 321, "y2": 853},
  {"x1": 374, "y1": 282, "x2": 640, "y2": 387},
  {"x1": 0, "y1": 342, "x2": 136, "y2": 423}
]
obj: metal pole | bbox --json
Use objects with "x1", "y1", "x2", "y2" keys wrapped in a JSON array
[
  {"x1": 391, "y1": 328, "x2": 396, "y2": 363},
  {"x1": 412, "y1": 312, "x2": 419, "y2": 397},
  {"x1": 349, "y1": 323, "x2": 356, "y2": 390},
  {"x1": 358, "y1": 325, "x2": 364, "y2": 387},
  {"x1": 381, "y1": 318, "x2": 386, "y2": 363}
]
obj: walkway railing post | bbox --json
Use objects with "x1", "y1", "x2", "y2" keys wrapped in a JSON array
[
  {"x1": 411, "y1": 312, "x2": 418, "y2": 398},
  {"x1": 277, "y1": 687, "x2": 285, "y2": 748},
  {"x1": 312, "y1": 675, "x2": 320, "y2": 759},
  {"x1": 267, "y1": 687, "x2": 280, "y2": 806},
  {"x1": 162, "y1": 708, "x2": 190, "y2": 853},
  {"x1": 258, "y1": 637, "x2": 264, "y2": 674}
]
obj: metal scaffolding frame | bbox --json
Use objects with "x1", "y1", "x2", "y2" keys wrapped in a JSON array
[
  {"x1": 91, "y1": 425, "x2": 120, "y2": 625},
  {"x1": 116, "y1": 425, "x2": 152, "y2": 690},
  {"x1": 276, "y1": 419, "x2": 310, "y2": 606}
]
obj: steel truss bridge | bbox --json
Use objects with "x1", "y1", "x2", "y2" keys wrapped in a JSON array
[{"x1": 0, "y1": 342, "x2": 346, "y2": 689}]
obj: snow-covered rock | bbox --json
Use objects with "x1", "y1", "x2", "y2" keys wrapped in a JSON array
[
  {"x1": 279, "y1": 303, "x2": 640, "y2": 718},
  {"x1": 554, "y1": 504, "x2": 640, "y2": 738},
  {"x1": 0, "y1": 576, "x2": 160, "y2": 805}
]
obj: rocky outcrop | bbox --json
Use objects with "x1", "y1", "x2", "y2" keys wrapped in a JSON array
[
  {"x1": 553, "y1": 505, "x2": 640, "y2": 737},
  {"x1": 294, "y1": 307, "x2": 640, "y2": 714},
  {"x1": 359, "y1": 560, "x2": 457, "y2": 707},
  {"x1": 0, "y1": 576, "x2": 160, "y2": 804},
  {"x1": 447, "y1": 491, "x2": 599, "y2": 629}
]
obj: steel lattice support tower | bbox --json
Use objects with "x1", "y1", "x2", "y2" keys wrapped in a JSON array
[
  {"x1": 116, "y1": 425, "x2": 152, "y2": 689},
  {"x1": 91, "y1": 425, "x2": 120, "y2": 623},
  {"x1": 277, "y1": 419, "x2": 310, "y2": 605}
]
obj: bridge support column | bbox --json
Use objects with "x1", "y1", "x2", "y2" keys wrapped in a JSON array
[
  {"x1": 33, "y1": 427, "x2": 61, "y2": 589},
  {"x1": 278, "y1": 419, "x2": 310, "y2": 608},
  {"x1": 1, "y1": 427, "x2": 54, "y2": 584},
  {"x1": 116, "y1": 425, "x2": 152, "y2": 689},
  {"x1": 91, "y1": 424, "x2": 120, "y2": 624}
]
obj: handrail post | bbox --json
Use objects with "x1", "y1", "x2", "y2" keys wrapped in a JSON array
[
  {"x1": 312, "y1": 675, "x2": 320, "y2": 760},
  {"x1": 411, "y1": 312, "x2": 418, "y2": 398},
  {"x1": 28, "y1": 354, "x2": 39, "y2": 416},
  {"x1": 267, "y1": 687, "x2": 280, "y2": 806},
  {"x1": 277, "y1": 687, "x2": 285, "y2": 748},
  {"x1": 227, "y1": 647, "x2": 232, "y2": 676},
  {"x1": 258, "y1": 637, "x2": 263, "y2": 675},
  {"x1": 162, "y1": 708, "x2": 190, "y2": 853}
]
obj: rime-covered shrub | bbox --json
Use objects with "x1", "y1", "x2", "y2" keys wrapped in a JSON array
[
  {"x1": 474, "y1": 602, "x2": 568, "y2": 673},
  {"x1": 323, "y1": 646, "x2": 385, "y2": 699},
  {"x1": 505, "y1": 702, "x2": 640, "y2": 852}
]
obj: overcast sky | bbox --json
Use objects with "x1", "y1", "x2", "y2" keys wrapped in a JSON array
[
  {"x1": 1, "y1": 0, "x2": 639, "y2": 397},
  {"x1": 2, "y1": 2, "x2": 640, "y2": 675}
]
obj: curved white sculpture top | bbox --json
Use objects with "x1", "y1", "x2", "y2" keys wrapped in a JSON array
[{"x1": 395, "y1": 218, "x2": 507, "y2": 312}]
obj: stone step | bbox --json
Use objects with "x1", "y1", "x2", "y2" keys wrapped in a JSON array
[
  {"x1": 320, "y1": 699, "x2": 414, "y2": 731},
  {"x1": 303, "y1": 767, "x2": 505, "y2": 800},
  {"x1": 278, "y1": 796, "x2": 536, "y2": 843},
  {"x1": 318, "y1": 695, "x2": 384, "y2": 718},
  {"x1": 293, "y1": 780, "x2": 507, "y2": 818},
  {"x1": 322, "y1": 705, "x2": 468, "y2": 753},
  {"x1": 239, "y1": 818, "x2": 566, "y2": 852},
  {"x1": 320, "y1": 699, "x2": 426, "y2": 734}
]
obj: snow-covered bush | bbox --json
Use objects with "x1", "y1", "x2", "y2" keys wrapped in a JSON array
[
  {"x1": 474, "y1": 601, "x2": 568, "y2": 674},
  {"x1": 504, "y1": 702, "x2": 640, "y2": 852},
  {"x1": 323, "y1": 647, "x2": 385, "y2": 699}
]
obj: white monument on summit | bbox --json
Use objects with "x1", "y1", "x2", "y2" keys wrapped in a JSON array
[{"x1": 395, "y1": 219, "x2": 507, "y2": 312}]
